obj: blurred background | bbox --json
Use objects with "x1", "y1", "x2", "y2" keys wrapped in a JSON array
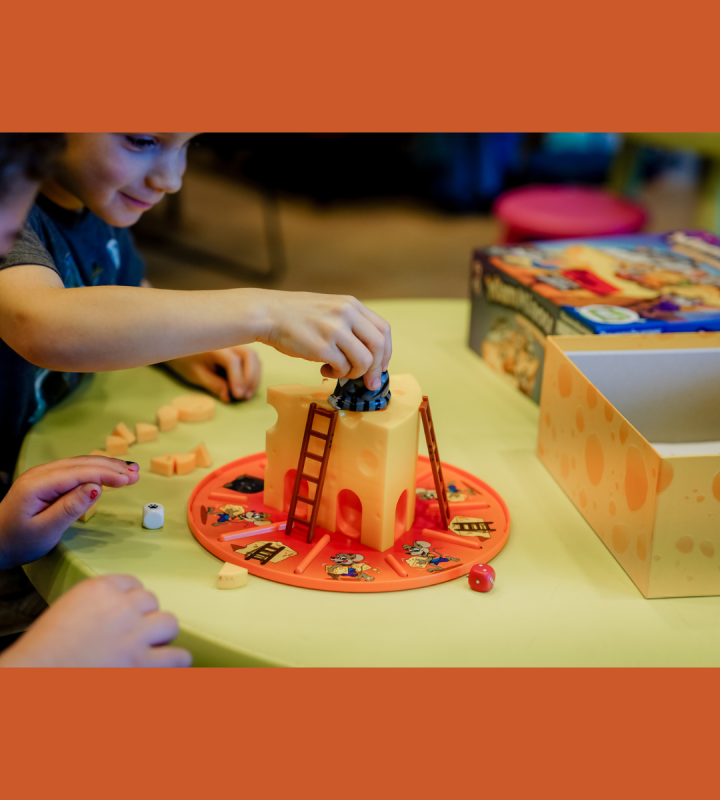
[{"x1": 135, "y1": 133, "x2": 720, "y2": 299}]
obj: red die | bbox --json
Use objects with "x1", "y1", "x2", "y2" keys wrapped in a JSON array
[{"x1": 469, "y1": 564, "x2": 495, "y2": 592}]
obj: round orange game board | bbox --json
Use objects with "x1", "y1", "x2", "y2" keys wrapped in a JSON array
[{"x1": 188, "y1": 453, "x2": 510, "y2": 592}]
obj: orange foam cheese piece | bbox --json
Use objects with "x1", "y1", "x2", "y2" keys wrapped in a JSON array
[
  {"x1": 157, "y1": 405, "x2": 179, "y2": 432},
  {"x1": 150, "y1": 455, "x2": 175, "y2": 477},
  {"x1": 135, "y1": 422, "x2": 158, "y2": 443},
  {"x1": 113, "y1": 422, "x2": 136, "y2": 445},
  {"x1": 216, "y1": 562, "x2": 248, "y2": 589},
  {"x1": 171, "y1": 394, "x2": 215, "y2": 422},
  {"x1": 174, "y1": 453, "x2": 197, "y2": 475},
  {"x1": 106, "y1": 435, "x2": 128, "y2": 456},
  {"x1": 191, "y1": 442, "x2": 212, "y2": 468}
]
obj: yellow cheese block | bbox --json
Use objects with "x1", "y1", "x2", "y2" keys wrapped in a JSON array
[
  {"x1": 191, "y1": 442, "x2": 212, "y2": 468},
  {"x1": 113, "y1": 421, "x2": 136, "y2": 445},
  {"x1": 171, "y1": 394, "x2": 215, "y2": 422},
  {"x1": 106, "y1": 435, "x2": 128, "y2": 455},
  {"x1": 150, "y1": 455, "x2": 175, "y2": 477},
  {"x1": 156, "y1": 405, "x2": 179, "y2": 432},
  {"x1": 216, "y1": 562, "x2": 248, "y2": 589},
  {"x1": 264, "y1": 374, "x2": 422, "y2": 553},
  {"x1": 174, "y1": 453, "x2": 197, "y2": 476},
  {"x1": 135, "y1": 422, "x2": 158, "y2": 443}
]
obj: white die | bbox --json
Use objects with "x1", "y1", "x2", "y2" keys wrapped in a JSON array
[{"x1": 142, "y1": 503, "x2": 164, "y2": 530}]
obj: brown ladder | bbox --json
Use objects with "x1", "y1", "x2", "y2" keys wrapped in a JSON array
[
  {"x1": 419, "y1": 396, "x2": 451, "y2": 529},
  {"x1": 244, "y1": 541, "x2": 286, "y2": 565},
  {"x1": 286, "y1": 403, "x2": 339, "y2": 543}
]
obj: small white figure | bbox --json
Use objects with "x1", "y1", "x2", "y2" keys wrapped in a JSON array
[{"x1": 143, "y1": 503, "x2": 164, "y2": 530}]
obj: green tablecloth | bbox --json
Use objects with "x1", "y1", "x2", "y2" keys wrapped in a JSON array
[{"x1": 20, "y1": 299, "x2": 720, "y2": 666}]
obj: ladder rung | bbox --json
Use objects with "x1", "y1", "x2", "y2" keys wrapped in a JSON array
[
  {"x1": 300, "y1": 473, "x2": 319, "y2": 483},
  {"x1": 296, "y1": 495, "x2": 314, "y2": 505},
  {"x1": 290, "y1": 516, "x2": 309, "y2": 526},
  {"x1": 305, "y1": 452, "x2": 323, "y2": 461},
  {"x1": 309, "y1": 431, "x2": 328, "y2": 440}
]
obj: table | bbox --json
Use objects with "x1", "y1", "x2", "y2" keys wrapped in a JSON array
[{"x1": 21, "y1": 299, "x2": 720, "y2": 666}]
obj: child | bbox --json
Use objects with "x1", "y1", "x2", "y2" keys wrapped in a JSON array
[
  {"x1": 0, "y1": 134, "x2": 190, "y2": 666},
  {"x1": 0, "y1": 133, "x2": 392, "y2": 493},
  {"x1": 0, "y1": 457, "x2": 191, "y2": 667}
]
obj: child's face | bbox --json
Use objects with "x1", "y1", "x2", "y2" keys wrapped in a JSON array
[
  {"x1": 49, "y1": 133, "x2": 196, "y2": 226},
  {"x1": 0, "y1": 175, "x2": 38, "y2": 256}
]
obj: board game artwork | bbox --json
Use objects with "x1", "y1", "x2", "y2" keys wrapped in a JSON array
[
  {"x1": 187, "y1": 375, "x2": 510, "y2": 593},
  {"x1": 469, "y1": 231, "x2": 720, "y2": 402}
]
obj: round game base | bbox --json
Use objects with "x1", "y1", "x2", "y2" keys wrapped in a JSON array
[{"x1": 188, "y1": 453, "x2": 510, "y2": 592}]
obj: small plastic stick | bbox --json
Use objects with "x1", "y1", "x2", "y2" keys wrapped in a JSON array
[
  {"x1": 421, "y1": 528, "x2": 482, "y2": 549},
  {"x1": 294, "y1": 533, "x2": 331, "y2": 575},
  {"x1": 219, "y1": 522, "x2": 287, "y2": 542},
  {"x1": 384, "y1": 554, "x2": 408, "y2": 577}
]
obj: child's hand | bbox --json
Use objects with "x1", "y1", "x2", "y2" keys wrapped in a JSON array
[
  {"x1": 0, "y1": 574, "x2": 192, "y2": 668},
  {"x1": 165, "y1": 346, "x2": 261, "y2": 403},
  {"x1": 0, "y1": 456, "x2": 140, "y2": 569},
  {"x1": 257, "y1": 292, "x2": 392, "y2": 390}
]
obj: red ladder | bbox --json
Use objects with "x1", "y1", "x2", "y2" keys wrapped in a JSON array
[
  {"x1": 285, "y1": 403, "x2": 338, "y2": 543},
  {"x1": 419, "y1": 396, "x2": 451, "y2": 529}
]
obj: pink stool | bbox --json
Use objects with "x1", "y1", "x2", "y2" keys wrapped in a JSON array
[{"x1": 493, "y1": 185, "x2": 646, "y2": 243}]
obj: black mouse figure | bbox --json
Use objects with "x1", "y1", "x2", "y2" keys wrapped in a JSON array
[{"x1": 328, "y1": 371, "x2": 391, "y2": 412}]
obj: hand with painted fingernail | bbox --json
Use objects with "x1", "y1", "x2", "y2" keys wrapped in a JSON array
[{"x1": 0, "y1": 456, "x2": 140, "y2": 569}]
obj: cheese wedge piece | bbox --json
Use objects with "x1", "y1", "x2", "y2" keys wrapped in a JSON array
[
  {"x1": 171, "y1": 394, "x2": 215, "y2": 422},
  {"x1": 135, "y1": 422, "x2": 158, "y2": 443},
  {"x1": 113, "y1": 422, "x2": 136, "y2": 445},
  {"x1": 174, "y1": 453, "x2": 197, "y2": 475},
  {"x1": 150, "y1": 455, "x2": 175, "y2": 477},
  {"x1": 157, "y1": 405, "x2": 179, "y2": 432},
  {"x1": 191, "y1": 442, "x2": 212, "y2": 468},
  {"x1": 79, "y1": 502, "x2": 98, "y2": 522},
  {"x1": 106, "y1": 435, "x2": 128, "y2": 455},
  {"x1": 216, "y1": 562, "x2": 248, "y2": 589}
]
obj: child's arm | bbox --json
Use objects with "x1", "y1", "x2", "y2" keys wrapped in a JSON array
[
  {"x1": 0, "y1": 573, "x2": 191, "y2": 667},
  {"x1": 0, "y1": 265, "x2": 392, "y2": 390},
  {"x1": 0, "y1": 456, "x2": 140, "y2": 569}
]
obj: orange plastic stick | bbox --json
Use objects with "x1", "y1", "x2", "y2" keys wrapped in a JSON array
[
  {"x1": 385, "y1": 554, "x2": 408, "y2": 577},
  {"x1": 422, "y1": 529, "x2": 482, "y2": 549},
  {"x1": 209, "y1": 491, "x2": 250, "y2": 503},
  {"x1": 219, "y1": 522, "x2": 286, "y2": 542},
  {"x1": 294, "y1": 533, "x2": 331, "y2": 575}
]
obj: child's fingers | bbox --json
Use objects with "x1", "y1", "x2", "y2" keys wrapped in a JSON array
[
  {"x1": 140, "y1": 610, "x2": 181, "y2": 647},
  {"x1": 96, "y1": 573, "x2": 145, "y2": 593},
  {"x1": 350, "y1": 314, "x2": 388, "y2": 389},
  {"x1": 143, "y1": 646, "x2": 193, "y2": 668},
  {"x1": 191, "y1": 362, "x2": 230, "y2": 403},
  {"x1": 238, "y1": 348, "x2": 261, "y2": 398},
  {"x1": 318, "y1": 345, "x2": 352, "y2": 379},
  {"x1": 32, "y1": 482, "x2": 102, "y2": 534},
  {"x1": 358, "y1": 305, "x2": 392, "y2": 371},
  {"x1": 214, "y1": 348, "x2": 246, "y2": 400},
  {"x1": 32, "y1": 464, "x2": 134, "y2": 506},
  {"x1": 31, "y1": 455, "x2": 137, "y2": 478}
]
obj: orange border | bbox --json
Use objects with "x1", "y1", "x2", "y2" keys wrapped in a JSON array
[
  {"x1": 2, "y1": 669, "x2": 718, "y2": 794},
  {"x1": 3, "y1": 0, "x2": 720, "y2": 129}
]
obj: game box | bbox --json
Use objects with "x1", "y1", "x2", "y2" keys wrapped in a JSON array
[
  {"x1": 537, "y1": 331, "x2": 720, "y2": 599},
  {"x1": 468, "y1": 231, "x2": 720, "y2": 402}
]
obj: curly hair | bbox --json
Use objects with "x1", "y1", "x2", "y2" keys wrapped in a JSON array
[{"x1": 0, "y1": 133, "x2": 66, "y2": 201}]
